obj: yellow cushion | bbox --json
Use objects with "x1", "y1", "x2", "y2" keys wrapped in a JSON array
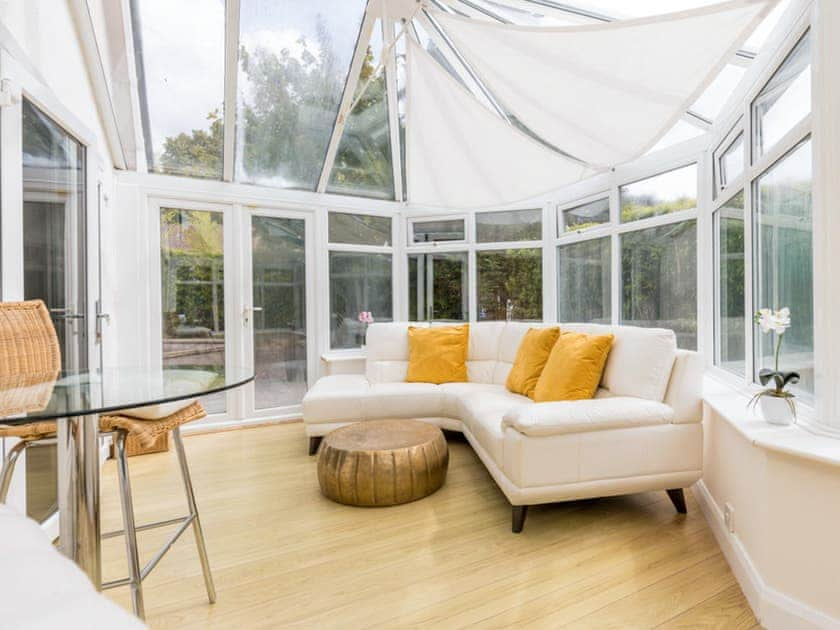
[
  {"x1": 406, "y1": 325, "x2": 469, "y2": 384},
  {"x1": 505, "y1": 327, "x2": 561, "y2": 399},
  {"x1": 533, "y1": 331, "x2": 614, "y2": 402}
]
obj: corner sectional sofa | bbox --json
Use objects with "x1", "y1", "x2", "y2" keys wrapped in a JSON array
[{"x1": 303, "y1": 321, "x2": 703, "y2": 532}]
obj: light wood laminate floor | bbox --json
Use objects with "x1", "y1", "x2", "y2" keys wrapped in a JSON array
[{"x1": 101, "y1": 422, "x2": 758, "y2": 629}]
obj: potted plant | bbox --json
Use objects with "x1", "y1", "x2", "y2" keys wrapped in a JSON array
[
  {"x1": 358, "y1": 311, "x2": 374, "y2": 348},
  {"x1": 751, "y1": 307, "x2": 800, "y2": 425}
]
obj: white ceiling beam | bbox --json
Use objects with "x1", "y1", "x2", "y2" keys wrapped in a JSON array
[
  {"x1": 317, "y1": 5, "x2": 378, "y2": 193},
  {"x1": 382, "y1": 14, "x2": 404, "y2": 202},
  {"x1": 222, "y1": 0, "x2": 240, "y2": 182}
]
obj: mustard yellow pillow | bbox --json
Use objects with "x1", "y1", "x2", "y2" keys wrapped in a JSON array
[
  {"x1": 533, "y1": 331, "x2": 614, "y2": 402},
  {"x1": 505, "y1": 327, "x2": 560, "y2": 399},
  {"x1": 406, "y1": 324, "x2": 469, "y2": 384}
]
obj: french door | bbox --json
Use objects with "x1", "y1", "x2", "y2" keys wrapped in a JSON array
[{"x1": 241, "y1": 209, "x2": 315, "y2": 420}]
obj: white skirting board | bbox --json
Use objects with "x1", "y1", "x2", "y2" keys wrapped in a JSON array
[{"x1": 692, "y1": 481, "x2": 840, "y2": 630}]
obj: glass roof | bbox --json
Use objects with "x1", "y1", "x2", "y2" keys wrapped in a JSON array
[{"x1": 131, "y1": 0, "x2": 795, "y2": 199}]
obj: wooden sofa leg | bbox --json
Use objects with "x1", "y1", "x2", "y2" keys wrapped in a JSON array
[
  {"x1": 667, "y1": 488, "x2": 687, "y2": 514},
  {"x1": 512, "y1": 505, "x2": 528, "y2": 533},
  {"x1": 308, "y1": 436, "x2": 323, "y2": 456}
]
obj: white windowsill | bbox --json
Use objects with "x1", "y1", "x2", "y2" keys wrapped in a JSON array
[
  {"x1": 703, "y1": 373, "x2": 840, "y2": 469},
  {"x1": 321, "y1": 349, "x2": 366, "y2": 363}
]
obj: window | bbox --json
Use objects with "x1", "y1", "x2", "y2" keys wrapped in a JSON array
[
  {"x1": 411, "y1": 219, "x2": 465, "y2": 243},
  {"x1": 477, "y1": 249, "x2": 542, "y2": 321},
  {"x1": 714, "y1": 191, "x2": 745, "y2": 376},
  {"x1": 620, "y1": 164, "x2": 697, "y2": 223},
  {"x1": 408, "y1": 252, "x2": 468, "y2": 321},
  {"x1": 160, "y1": 208, "x2": 226, "y2": 413},
  {"x1": 621, "y1": 221, "x2": 697, "y2": 349},
  {"x1": 236, "y1": 0, "x2": 367, "y2": 189},
  {"x1": 558, "y1": 237, "x2": 611, "y2": 324},
  {"x1": 328, "y1": 212, "x2": 391, "y2": 246},
  {"x1": 754, "y1": 139, "x2": 813, "y2": 394},
  {"x1": 132, "y1": 0, "x2": 225, "y2": 178},
  {"x1": 718, "y1": 133, "x2": 745, "y2": 191},
  {"x1": 690, "y1": 64, "x2": 745, "y2": 120},
  {"x1": 476, "y1": 209, "x2": 542, "y2": 243},
  {"x1": 560, "y1": 197, "x2": 610, "y2": 233},
  {"x1": 329, "y1": 252, "x2": 392, "y2": 348},
  {"x1": 753, "y1": 31, "x2": 811, "y2": 158}
]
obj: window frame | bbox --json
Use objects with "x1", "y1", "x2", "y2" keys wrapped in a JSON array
[
  {"x1": 556, "y1": 192, "x2": 611, "y2": 237},
  {"x1": 406, "y1": 214, "x2": 469, "y2": 246},
  {"x1": 713, "y1": 121, "x2": 745, "y2": 198}
]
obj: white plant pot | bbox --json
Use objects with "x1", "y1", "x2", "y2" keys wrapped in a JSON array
[{"x1": 760, "y1": 394, "x2": 795, "y2": 426}]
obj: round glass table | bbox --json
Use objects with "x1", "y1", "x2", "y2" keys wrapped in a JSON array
[{"x1": 0, "y1": 366, "x2": 253, "y2": 588}]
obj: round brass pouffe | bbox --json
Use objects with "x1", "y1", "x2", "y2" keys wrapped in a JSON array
[{"x1": 317, "y1": 420, "x2": 449, "y2": 506}]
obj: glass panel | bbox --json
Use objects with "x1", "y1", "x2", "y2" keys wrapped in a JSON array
[
  {"x1": 620, "y1": 164, "x2": 697, "y2": 223},
  {"x1": 690, "y1": 65, "x2": 745, "y2": 120},
  {"x1": 477, "y1": 249, "x2": 542, "y2": 321},
  {"x1": 394, "y1": 20, "x2": 407, "y2": 200},
  {"x1": 755, "y1": 140, "x2": 813, "y2": 395},
  {"x1": 328, "y1": 212, "x2": 391, "y2": 246},
  {"x1": 408, "y1": 253, "x2": 468, "y2": 321},
  {"x1": 476, "y1": 209, "x2": 542, "y2": 243},
  {"x1": 718, "y1": 133, "x2": 745, "y2": 190},
  {"x1": 236, "y1": 0, "x2": 367, "y2": 189},
  {"x1": 561, "y1": 197, "x2": 610, "y2": 233},
  {"x1": 327, "y1": 19, "x2": 394, "y2": 199},
  {"x1": 646, "y1": 120, "x2": 703, "y2": 154},
  {"x1": 160, "y1": 208, "x2": 226, "y2": 413},
  {"x1": 557, "y1": 237, "x2": 611, "y2": 324},
  {"x1": 329, "y1": 252, "x2": 392, "y2": 348},
  {"x1": 251, "y1": 216, "x2": 306, "y2": 410},
  {"x1": 744, "y1": 0, "x2": 791, "y2": 52},
  {"x1": 22, "y1": 99, "x2": 88, "y2": 523},
  {"x1": 621, "y1": 221, "x2": 697, "y2": 350},
  {"x1": 753, "y1": 31, "x2": 811, "y2": 158},
  {"x1": 132, "y1": 0, "x2": 224, "y2": 178},
  {"x1": 411, "y1": 219, "x2": 465, "y2": 243},
  {"x1": 715, "y1": 192, "x2": 746, "y2": 376}
]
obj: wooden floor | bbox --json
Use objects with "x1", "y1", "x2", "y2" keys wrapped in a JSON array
[{"x1": 101, "y1": 422, "x2": 757, "y2": 629}]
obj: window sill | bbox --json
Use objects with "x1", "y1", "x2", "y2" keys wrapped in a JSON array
[
  {"x1": 321, "y1": 349, "x2": 366, "y2": 364},
  {"x1": 703, "y1": 374, "x2": 840, "y2": 469}
]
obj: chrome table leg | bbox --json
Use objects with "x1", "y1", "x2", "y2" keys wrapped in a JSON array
[{"x1": 57, "y1": 414, "x2": 102, "y2": 588}]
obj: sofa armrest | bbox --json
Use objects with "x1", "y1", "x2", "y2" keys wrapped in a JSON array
[{"x1": 501, "y1": 397, "x2": 675, "y2": 437}]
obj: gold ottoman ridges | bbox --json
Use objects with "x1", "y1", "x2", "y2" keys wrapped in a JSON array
[{"x1": 317, "y1": 420, "x2": 449, "y2": 506}]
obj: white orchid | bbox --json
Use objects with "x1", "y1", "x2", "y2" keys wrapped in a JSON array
[{"x1": 756, "y1": 307, "x2": 790, "y2": 335}]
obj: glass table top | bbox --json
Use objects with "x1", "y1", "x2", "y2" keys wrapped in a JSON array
[{"x1": 0, "y1": 366, "x2": 253, "y2": 423}]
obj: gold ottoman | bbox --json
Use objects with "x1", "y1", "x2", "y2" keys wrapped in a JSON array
[{"x1": 317, "y1": 420, "x2": 449, "y2": 506}]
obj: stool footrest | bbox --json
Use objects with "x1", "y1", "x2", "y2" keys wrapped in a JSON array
[{"x1": 102, "y1": 515, "x2": 190, "y2": 540}]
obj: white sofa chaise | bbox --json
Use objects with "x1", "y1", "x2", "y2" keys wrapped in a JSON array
[{"x1": 303, "y1": 322, "x2": 703, "y2": 532}]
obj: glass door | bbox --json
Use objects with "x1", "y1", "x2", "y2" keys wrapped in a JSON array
[
  {"x1": 408, "y1": 252, "x2": 469, "y2": 321},
  {"x1": 244, "y1": 211, "x2": 310, "y2": 417}
]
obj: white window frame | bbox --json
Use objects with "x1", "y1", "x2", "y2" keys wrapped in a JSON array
[
  {"x1": 556, "y1": 192, "x2": 611, "y2": 238},
  {"x1": 406, "y1": 214, "x2": 469, "y2": 246},
  {"x1": 713, "y1": 120, "x2": 745, "y2": 197}
]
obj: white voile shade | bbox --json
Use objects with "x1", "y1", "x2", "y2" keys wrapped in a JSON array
[
  {"x1": 405, "y1": 38, "x2": 594, "y2": 209},
  {"x1": 434, "y1": 0, "x2": 775, "y2": 166}
]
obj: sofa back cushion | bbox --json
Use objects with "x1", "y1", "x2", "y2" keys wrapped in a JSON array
[
  {"x1": 366, "y1": 322, "x2": 429, "y2": 383},
  {"x1": 561, "y1": 323, "x2": 677, "y2": 401},
  {"x1": 466, "y1": 322, "x2": 505, "y2": 383}
]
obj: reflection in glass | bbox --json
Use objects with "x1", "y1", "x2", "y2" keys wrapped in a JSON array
[
  {"x1": 251, "y1": 216, "x2": 307, "y2": 409},
  {"x1": 412, "y1": 219, "x2": 465, "y2": 243},
  {"x1": 718, "y1": 133, "x2": 744, "y2": 191},
  {"x1": 476, "y1": 209, "x2": 541, "y2": 243},
  {"x1": 132, "y1": 0, "x2": 225, "y2": 178},
  {"x1": 621, "y1": 221, "x2": 697, "y2": 349},
  {"x1": 558, "y1": 237, "x2": 611, "y2": 324},
  {"x1": 755, "y1": 140, "x2": 812, "y2": 394},
  {"x1": 477, "y1": 249, "x2": 542, "y2": 321},
  {"x1": 561, "y1": 198, "x2": 610, "y2": 233},
  {"x1": 329, "y1": 252, "x2": 392, "y2": 348},
  {"x1": 409, "y1": 253, "x2": 468, "y2": 322},
  {"x1": 753, "y1": 32, "x2": 810, "y2": 158},
  {"x1": 328, "y1": 212, "x2": 391, "y2": 246},
  {"x1": 160, "y1": 209, "x2": 226, "y2": 413},
  {"x1": 715, "y1": 192, "x2": 745, "y2": 376},
  {"x1": 236, "y1": 0, "x2": 367, "y2": 190},
  {"x1": 327, "y1": 19, "x2": 395, "y2": 199},
  {"x1": 620, "y1": 164, "x2": 697, "y2": 223}
]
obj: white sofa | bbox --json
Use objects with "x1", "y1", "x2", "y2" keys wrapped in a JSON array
[{"x1": 303, "y1": 322, "x2": 703, "y2": 532}]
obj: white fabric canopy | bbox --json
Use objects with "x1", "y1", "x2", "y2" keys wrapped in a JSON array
[
  {"x1": 434, "y1": 0, "x2": 775, "y2": 167},
  {"x1": 406, "y1": 37, "x2": 594, "y2": 209}
]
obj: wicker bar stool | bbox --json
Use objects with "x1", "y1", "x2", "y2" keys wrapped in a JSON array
[{"x1": 0, "y1": 300, "x2": 215, "y2": 621}]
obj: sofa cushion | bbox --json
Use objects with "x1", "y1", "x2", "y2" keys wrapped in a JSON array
[
  {"x1": 466, "y1": 322, "x2": 505, "y2": 384},
  {"x1": 439, "y1": 382, "x2": 508, "y2": 418},
  {"x1": 366, "y1": 382, "x2": 443, "y2": 419},
  {"x1": 302, "y1": 375, "x2": 369, "y2": 424},
  {"x1": 406, "y1": 325, "x2": 469, "y2": 384},
  {"x1": 506, "y1": 326, "x2": 560, "y2": 399},
  {"x1": 502, "y1": 397, "x2": 674, "y2": 437},
  {"x1": 460, "y1": 389, "x2": 532, "y2": 465},
  {"x1": 366, "y1": 322, "x2": 429, "y2": 383},
  {"x1": 493, "y1": 322, "x2": 554, "y2": 384},
  {"x1": 534, "y1": 331, "x2": 613, "y2": 402},
  {"x1": 562, "y1": 323, "x2": 676, "y2": 401}
]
